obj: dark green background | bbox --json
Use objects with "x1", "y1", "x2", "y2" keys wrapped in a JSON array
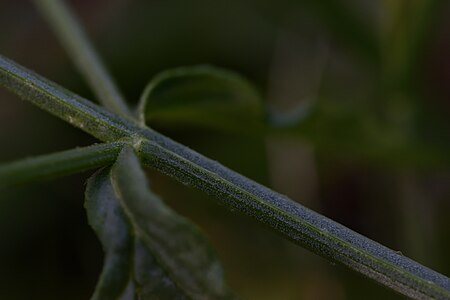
[{"x1": 0, "y1": 0, "x2": 449, "y2": 299}]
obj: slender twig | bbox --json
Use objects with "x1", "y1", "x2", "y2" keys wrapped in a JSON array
[
  {"x1": 0, "y1": 141, "x2": 126, "y2": 188},
  {"x1": 1, "y1": 54, "x2": 449, "y2": 299},
  {"x1": 33, "y1": 0, "x2": 132, "y2": 117}
]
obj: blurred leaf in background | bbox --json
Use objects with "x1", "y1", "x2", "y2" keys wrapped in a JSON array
[{"x1": 0, "y1": 0, "x2": 449, "y2": 299}]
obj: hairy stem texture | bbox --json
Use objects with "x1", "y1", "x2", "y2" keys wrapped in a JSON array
[
  {"x1": 33, "y1": 0, "x2": 132, "y2": 117},
  {"x1": 1, "y1": 54, "x2": 449, "y2": 299},
  {"x1": 0, "y1": 141, "x2": 126, "y2": 188}
]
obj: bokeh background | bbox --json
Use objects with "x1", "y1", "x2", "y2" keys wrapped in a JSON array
[{"x1": 1, "y1": 0, "x2": 449, "y2": 299}]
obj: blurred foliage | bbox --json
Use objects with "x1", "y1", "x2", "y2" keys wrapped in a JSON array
[
  {"x1": 138, "y1": 65, "x2": 264, "y2": 134},
  {"x1": 0, "y1": 0, "x2": 449, "y2": 299}
]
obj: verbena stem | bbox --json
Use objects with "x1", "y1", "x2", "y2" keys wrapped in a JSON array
[
  {"x1": 0, "y1": 141, "x2": 126, "y2": 188},
  {"x1": 33, "y1": 0, "x2": 132, "y2": 117},
  {"x1": 1, "y1": 54, "x2": 449, "y2": 299}
]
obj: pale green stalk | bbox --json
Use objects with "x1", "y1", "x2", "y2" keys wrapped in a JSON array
[
  {"x1": 0, "y1": 141, "x2": 126, "y2": 188},
  {"x1": 33, "y1": 0, "x2": 132, "y2": 117},
  {"x1": 3, "y1": 1, "x2": 450, "y2": 298},
  {"x1": 1, "y1": 54, "x2": 449, "y2": 299}
]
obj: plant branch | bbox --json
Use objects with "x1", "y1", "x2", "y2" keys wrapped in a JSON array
[
  {"x1": 1, "y1": 54, "x2": 449, "y2": 299},
  {"x1": 34, "y1": 0, "x2": 449, "y2": 169},
  {"x1": 0, "y1": 141, "x2": 126, "y2": 188},
  {"x1": 33, "y1": 0, "x2": 132, "y2": 117},
  {"x1": 0, "y1": 55, "x2": 135, "y2": 142}
]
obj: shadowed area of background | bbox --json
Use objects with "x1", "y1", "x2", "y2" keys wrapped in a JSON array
[{"x1": 0, "y1": 0, "x2": 449, "y2": 299}]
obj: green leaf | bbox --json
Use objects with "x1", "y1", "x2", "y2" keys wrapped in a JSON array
[
  {"x1": 85, "y1": 167, "x2": 137, "y2": 299},
  {"x1": 86, "y1": 167, "x2": 184, "y2": 300},
  {"x1": 85, "y1": 147, "x2": 234, "y2": 300},
  {"x1": 2, "y1": 54, "x2": 450, "y2": 299},
  {"x1": 138, "y1": 65, "x2": 264, "y2": 134}
]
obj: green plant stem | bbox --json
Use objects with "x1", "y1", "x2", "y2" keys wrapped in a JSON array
[
  {"x1": 1, "y1": 54, "x2": 449, "y2": 299},
  {"x1": 0, "y1": 141, "x2": 126, "y2": 188},
  {"x1": 0, "y1": 55, "x2": 134, "y2": 142},
  {"x1": 35, "y1": 0, "x2": 449, "y2": 170},
  {"x1": 33, "y1": 0, "x2": 132, "y2": 117}
]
